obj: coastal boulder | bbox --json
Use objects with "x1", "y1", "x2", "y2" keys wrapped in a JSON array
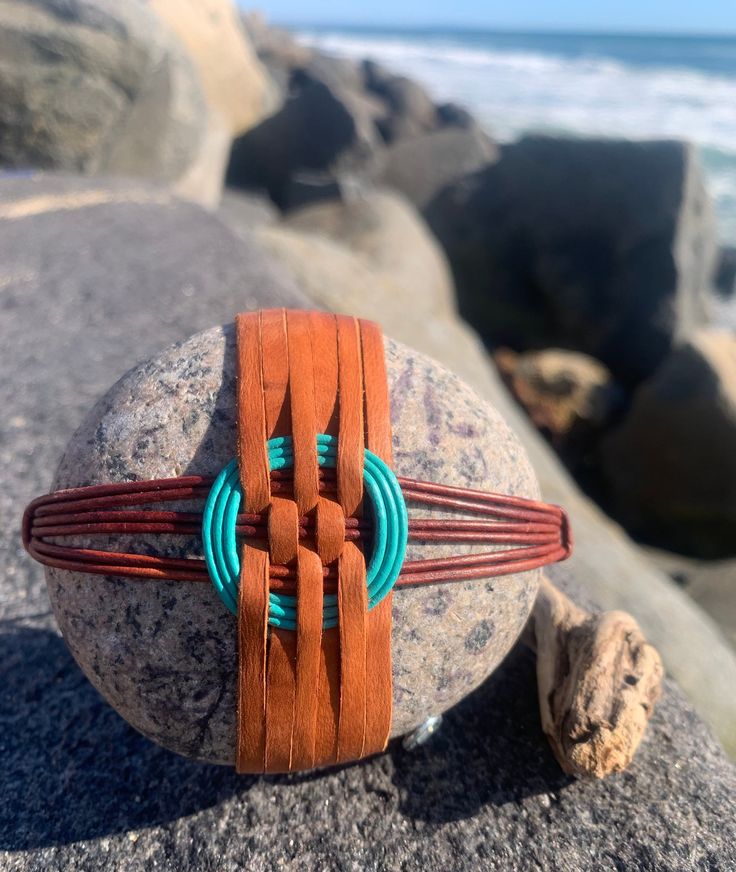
[
  {"x1": 281, "y1": 189, "x2": 456, "y2": 315},
  {"x1": 380, "y1": 125, "x2": 499, "y2": 210},
  {"x1": 427, "y1": 136, "x2": 717, "y2": 385},
  {"x1": 149, "y1": 0, "x2": 276, "y2": 135},
  {"x1": 227, "y1": 77, "x2": 383, "y2": 209},
  {"x1": 0, "y1": 0, "x2": 221, "y2": 204},
  {"x1": 601, "y1": 329, "x2": 736, "y2": 555},
  {"x1": 46, "y1": 325, "x2": 542, "y2": 763},
  {"x1": 364, "y1": 61, "x2": 438, "y2": 142}
]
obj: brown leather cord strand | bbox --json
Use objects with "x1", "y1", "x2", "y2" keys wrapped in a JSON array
[
  {"x1": 284, "y1": 310, "x2": 326, "y2": 770},
  {"x1": 24, "y1": 477, "x2": 572, "y2": 585},
  {"x1": 308, "y1": 313, "x2": 342, "y2": 767},
  {"x1": 235, "y1": 311, "x2": 271, "y2": 774},
  {"x1": 358, "y1": 319, "x2": 394, "y2": 757},
  {"x1": 334, "y1": 315, "x2": 368, "y2": 761},
  {"x1": 260, "y1": 308, "x2": 297, "y2": 774}
]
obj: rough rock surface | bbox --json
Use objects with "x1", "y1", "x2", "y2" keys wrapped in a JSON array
[
  {"x1": 149, "y1": 0, "x2": 275, "y2": 136},
  {"x1": 427, "y1": 136, "x2": 717, "y2": 385},
  {"x1": 601, "y1": 329, "x2": 736, "y2": 556},
  {"x1": 2, "y1": 172, "x2": 736, "y2": 870},
  {"x1": 47, "y1": 326, "x2": 541, "y2": 762},
  {"x1": 380, "y1": 125, "x2": 499, "y2": 209},
  {"x1": 0, "y1": 0, "x2": 216, "y2": 201}
]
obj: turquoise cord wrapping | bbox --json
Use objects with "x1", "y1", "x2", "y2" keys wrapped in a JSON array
[{"x1": 202, "y1": 434, "x2": 408, "y2": 630}]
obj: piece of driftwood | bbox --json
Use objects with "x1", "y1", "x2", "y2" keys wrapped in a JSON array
[{"x1": 524, "y1": 574, "x2": 663, "y2": 778}]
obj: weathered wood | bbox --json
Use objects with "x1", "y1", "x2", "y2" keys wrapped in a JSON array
[{"x1": 524, "y1": 574, "x2": 663, "y2": 778}]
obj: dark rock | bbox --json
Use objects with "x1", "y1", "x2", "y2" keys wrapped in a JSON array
[
  {"x1": 436, "y1": 101, "x2": 476, "y2": 129},
  {"x1": 380, "y1": 125, "x2": 499, "y2": 210},
  {"x1": 363, "y1": 59, "x2": 439, "y2": 143},
  {"x1": 372, "y1": 75, "x2": 438, "y2": 143},
  {"x1": 601, "y1": 328, "x2": 736, "y2": 556},
  {"x1": 427, "y1": 136, "x2": 717, "y2": 386},
  {"x1": 0, "y1": 0, "x2": 210, "y2": 194},
  {"x1": 715, "y1": 246, "x2": 736, "y2": 297},
  {"x1": 226, "y1": 78, "x2": 382, "y2": 209}
]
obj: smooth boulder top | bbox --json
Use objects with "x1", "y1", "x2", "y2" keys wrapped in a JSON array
[{"x1": 46, "y1": 325, "x2": 541, "y2": 764}]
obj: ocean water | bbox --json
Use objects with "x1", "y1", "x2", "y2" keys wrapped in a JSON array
[{"x1": 297, "y1": 27, "x2": 736, "y2": 247}]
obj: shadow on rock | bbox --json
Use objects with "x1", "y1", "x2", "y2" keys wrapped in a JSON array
[
  {"x1": 389, "y1": 645, "x2": 572, "y2": 823},
  {"x1": 0, "y1": 623, "x2": 249, "y2": 850}
]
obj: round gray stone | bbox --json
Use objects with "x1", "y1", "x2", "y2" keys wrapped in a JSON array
[{"x1": 46, "y1": 324, "x2": 541, "y2": 765}]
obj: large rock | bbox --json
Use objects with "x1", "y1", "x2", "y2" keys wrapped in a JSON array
[
  {"x1": 364, "y1": 61, "x2": 437, "y2": 143},
  {"x1": 46, "y1": 326, "x2": 541, "y2": 763},
  {"x1": 2, "y1": 173, "x2": 736, "y2": 870},
  {"x1": 281, "y1": 189, "x2": 455, "y2": 316},
  {"x1": 227, "y1": 77, "x2": 383, "y2": 209},
  {"x1": 0, "y1": 172, "x2": 309, "y2": 465},
  {"x1": 0, "y1": 0, "x2": 224, "y2": 205},
  {"x1": 149, "y1": 0, "x2": 276, "y2": 136},
  {"x1": 601, "y1": 329, "x2": 736, "y2": 556},
  {"x1": 380, "y1": 125, "x2": 499, "y2": 210},
  {"x1": 427, "y1": 136, "x2": 717, "y2": 385}
]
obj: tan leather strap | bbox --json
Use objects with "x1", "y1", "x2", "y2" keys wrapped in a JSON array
[
  {"x1": 359, "y1": 320, "x2": 394, "y2": 755},
  {"x1": 235, "y1": 308, "x2": 394, "y2": 772}
]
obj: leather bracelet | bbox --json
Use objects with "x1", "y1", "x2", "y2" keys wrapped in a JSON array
[{"x1": 22, "y1": 308, "x2": 573, "y2": 774}]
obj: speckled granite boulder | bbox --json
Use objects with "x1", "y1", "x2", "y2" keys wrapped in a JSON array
[{"x1": 46, "y1": 324, "x2": 541, "y2": 765}]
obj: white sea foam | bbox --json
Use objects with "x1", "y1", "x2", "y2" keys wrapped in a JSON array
[{"x1": 299, "y1": 30, "x2": 736, "y2": 243}]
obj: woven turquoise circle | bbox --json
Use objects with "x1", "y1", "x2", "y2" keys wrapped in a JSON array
[{"x1": 202, "y1": 434, "x2": 408, "y2": 630}]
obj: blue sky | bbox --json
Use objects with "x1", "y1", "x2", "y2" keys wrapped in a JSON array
[{"x1": 243, "y1": 1, "x2": 736, "y2": 33}]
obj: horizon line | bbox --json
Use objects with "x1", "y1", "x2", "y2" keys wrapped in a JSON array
[{"x1": 268, "y1": 20, "x2": 736, "y2": 39}]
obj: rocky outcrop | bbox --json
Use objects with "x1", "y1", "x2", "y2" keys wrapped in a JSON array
[
  {"x1": 0, "y1": 0, "x2": 226, "y2": 206},
  {"x1": 601, "y1": 329, "x2": 736, "y2": 556},
  {"x1": 427, "y1": 136, "x2": 717, "y2": 386},
  {"x1": 149, "y1": 0, "x2": 276, "y2": 136},
  {"x1": 380, "y1": 125, "x2": 499, "y2": 210}
]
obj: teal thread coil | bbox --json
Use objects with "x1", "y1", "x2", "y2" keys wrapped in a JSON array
[{"x1": 202, "y1": 434, "x2": 408, "y2": 629}]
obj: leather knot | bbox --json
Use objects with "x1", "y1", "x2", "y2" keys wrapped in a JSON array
[
  {"x1": 314, "y1": 497, "x2": 347, "y2": 566},
  {"x1": 268, "y1": 496, "x2": 300, "y2": 566}
]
